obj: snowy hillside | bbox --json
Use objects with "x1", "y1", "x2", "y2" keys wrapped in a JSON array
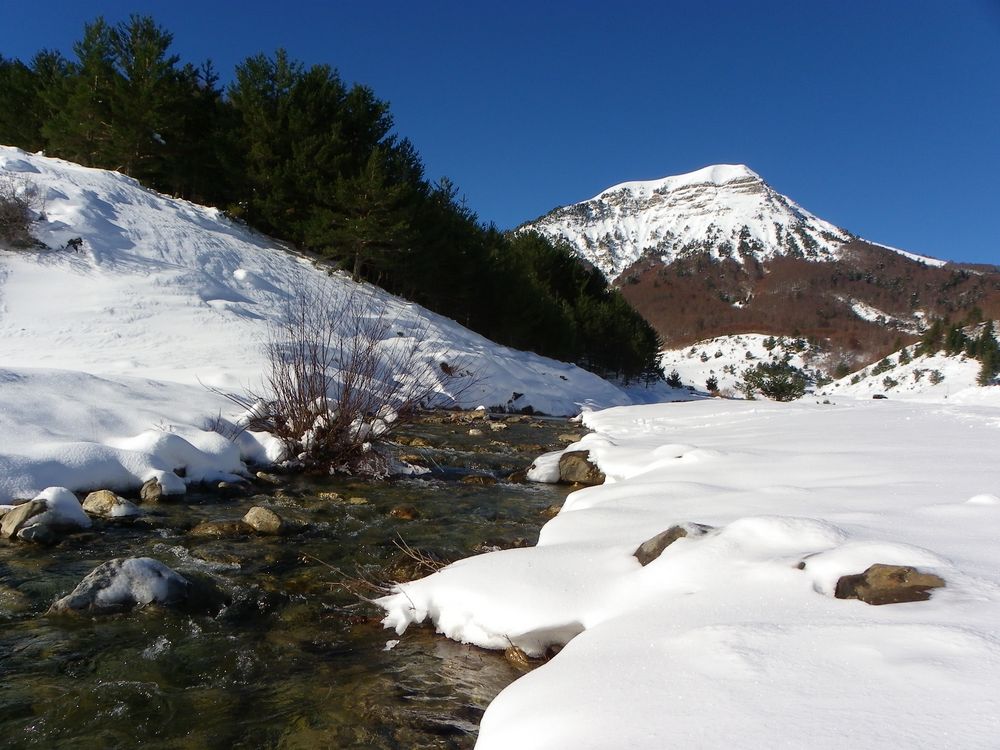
[
  {"x1": 0, "y1": 146, "x2": 646, "y2": 501},
  {"x1": 820, "y1": 343, "x2": 1000, "y2": 406},
  {"x1": 521, "y1": 164, "x2": 853, "y2": 281},
  {"x1": 659, "y1": 333, "x2": 823, "y2": 396}
]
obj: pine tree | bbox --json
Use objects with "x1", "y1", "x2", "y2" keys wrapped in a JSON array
[
  {"x1": 42, "y1": 18, "x2": 119, "y2": 166},
  {"x1": 107, "y1": 15, "x2": 182, "y2": 183}
]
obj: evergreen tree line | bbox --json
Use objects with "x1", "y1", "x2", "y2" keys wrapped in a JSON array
[
  {"x1": 916, "y1": 318, "x2": 999, "y2": 386},
  {"x1": 0, "y1": 15, "x2": 661, "y2": 383}
]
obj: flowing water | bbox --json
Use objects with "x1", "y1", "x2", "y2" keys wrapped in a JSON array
[{"x1": 0, "y1": 415, "x2": 577, "y2": 749}]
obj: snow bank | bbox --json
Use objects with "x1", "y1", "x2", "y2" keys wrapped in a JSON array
[
  {"x1": 0, "y1": 146, "x2": 647, "y2": 500},
  {"x1": 379, "y1": 398, "x2": 1000, "y2": 748}
]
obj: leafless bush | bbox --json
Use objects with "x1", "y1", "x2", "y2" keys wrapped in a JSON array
[
  {"x1": 215, "y1": 284, "x2": 477, "y2": 474},
  {"x1": 0, "y1": 173, "x2": 42, "y2": 249}
]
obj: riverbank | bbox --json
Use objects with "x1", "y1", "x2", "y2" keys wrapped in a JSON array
[{"x1": 379, "y1": 397, "x2": 1000, "y2": 749}]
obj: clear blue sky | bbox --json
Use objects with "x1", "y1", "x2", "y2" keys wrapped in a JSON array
[{"x1": 2, "y1": 1, "x2": 998, "y2": 264}]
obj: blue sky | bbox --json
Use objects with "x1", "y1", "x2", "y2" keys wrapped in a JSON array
[{"x1": 2, "y1": 1, "x2": 998, "y2": 264}]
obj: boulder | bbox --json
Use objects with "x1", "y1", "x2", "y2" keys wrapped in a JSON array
[
  {"x1": 48, "y1": 557, "x2": 190, "y2": 615},
  {"x1": 634, "y1": 523, "x2": 713, "y2": 566},
  {"x1": 82, "y1": 490, "x2": 140, "y2": 519},
  {"x1": 1, "y1": 500, "x2": 47, "y2": 540},
  {"x1": 242, "y1": 506, "x2": 285, "y2": 535},
  {"x1": 558, "y1": 450, "x2": 605, "y2": 485},
  {"x1": 1, "y1": 488, "x2": 91, "y2": 544},
  {"x1": 835, "y1": 563, "x2": 945, "y2": 605}
]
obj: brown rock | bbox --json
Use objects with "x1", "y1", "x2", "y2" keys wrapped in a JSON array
[
  {"x1": 558, "y1": 450, "x2": 605, "y2": 486},
  {"x1": 242, "y1": 506, "x2": 285, "y2": 535},
  {"x1": 835, "y1": 563, "x2": 945, "y2": 605},
  {"x1": 507, "y1": 469, "x2": 529, "y2": 483},
  {"x1": 389, "y1": 504, "x2": 420, "y2": 521},
  {"x1": 0, "y1": 500, "x2": 46, "y2": 539},
  {"x1": 558, "y1": 433, "x2": 585, "y2": 443},
  {"x1": 462, "y1": 475, "x2": 497, "y2": 486},
  {"x1": 634, "y1": 523, "x2": 713, "y2": 566},
  {"x1": 504, "y1": 645, "x2": 534, "y2": 669},
  {"x1": 82, "y1": 490, "x2": 139, "y2": 518},
  {"x1": 541, "y1": 504, "x2": 562, "y2": 519},
  {"x1": 140, "y1": 478, "x2": 164, "y2": 502},
  {"x1": 189, "y1": 520, "x2": 253, "y2": 538}
]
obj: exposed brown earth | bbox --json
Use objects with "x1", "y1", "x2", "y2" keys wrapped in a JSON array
[{"x1": 616, "y1": 239, "x2": 1000, "y2": 367}]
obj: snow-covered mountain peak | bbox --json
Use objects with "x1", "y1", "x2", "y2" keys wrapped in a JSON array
[
  {"x1": 596, "y1": 163, "x2": 761, "y2": 199},
  {"x1": 522, "y1": 164, "x2": 852, "y2": 281}
]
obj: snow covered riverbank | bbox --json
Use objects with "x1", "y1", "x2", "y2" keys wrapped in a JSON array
[
  {"x1": 0, "y1": 146, "x2": 655, "y2": 501},
  {"x1": 379, "y1": 397, "x2": 1000, "y2": 749}
]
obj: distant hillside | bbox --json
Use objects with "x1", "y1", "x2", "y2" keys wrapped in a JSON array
[{"x1": 522, "y1": 165, "x2": 1000, "y2": 370}]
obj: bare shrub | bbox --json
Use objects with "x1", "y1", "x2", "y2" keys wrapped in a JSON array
[
  {"x1": 215, "y1": 284, "x2": 476, "y2": 474},
  {"x1": 0, "y1": 173, "x2": 42, "y2": 249}
]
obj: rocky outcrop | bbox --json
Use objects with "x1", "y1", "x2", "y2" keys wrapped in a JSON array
[
  {"x1": 835, "y1": 563, "x2": 945, "y2": 605},
  {"x1": 558, "y1": 450, "x2": 605, "y2": 485},
  {"x1": 633, "y1": 523, "x2": 713, "y2": 566},
  {"x1": 48, "y1": 557, "x2": 190, "y2": 614}
]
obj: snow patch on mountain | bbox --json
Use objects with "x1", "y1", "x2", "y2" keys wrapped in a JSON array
[{"x1": 522, "y1": 164, "x2": 852, "y2": 281}]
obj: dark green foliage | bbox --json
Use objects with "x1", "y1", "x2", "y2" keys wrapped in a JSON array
[
  {"x1": 666, "y1": 369, "x2": 683, "y2": 388},
  {"x1": 0, "y1": 15, "x2": 663, "y2": 384},
  {"x1": 976, "y1": 321, "x2": 999, "y2": 386},
  {"x1": 705, "y1": 375, "x2": 719, "y2": 392},
  {"x1": 740, "y1": 361, "x2": 808, "y2": 401}
]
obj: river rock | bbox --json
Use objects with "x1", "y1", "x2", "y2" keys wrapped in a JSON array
[
  {"x1": 48, "y1": 557, "x2": 190, "y2": 615},
  {"x1": 82, "y1": 490, "x2": 140, "y2": 518},
  {"x1": 389, "y1": 504, "x2": 420, "y2": 521},
  {"x1": 462, "y1": 474, "x2": 497, "y2": 486},
  {"x1": 558, "y1": 450, "x2": 605, "y2": 485},
  {"x1": 242, "y1": 506, "x2": 285, "y2": 534},
  {"x1": 507, "y1": 469, "x2": 529, "y2": 483},
  {"x1": 140, "y1": 478, "x2": 164, "y2": 502},
  {"x1": 835, "y1": 563, "x2": 946, "y2": 605},
  {"x1": 504, "y1": 645, "x2": 534, "y2": 669},
  {"x1": 468, "y1": 428, "x2": 484, "y2": 437},
  {"x1": 634, "y1": 523, "x2": 713, "y2": 566},
  {"x1": 1, "y1": 488, "x2": 92, "y2": 544},
  {"x1": 189, "y1": 519, "x2": 254, "y2": 538}
]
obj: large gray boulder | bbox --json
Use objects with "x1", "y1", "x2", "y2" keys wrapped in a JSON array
[{"x1": 49, "y1": 557, "x2": 190, "y2": 615}]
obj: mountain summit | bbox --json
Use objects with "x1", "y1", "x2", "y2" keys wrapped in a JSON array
[
  {"x1": 521, "y1": 165, "x2": 999, "y2": 368},
  {"x1": 522, "y1": 164, "x2": 853, "y2": 281}
]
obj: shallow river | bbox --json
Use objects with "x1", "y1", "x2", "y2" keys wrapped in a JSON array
[{"x1": 0, "y1": 415, "x2": 576, "y2": 748}]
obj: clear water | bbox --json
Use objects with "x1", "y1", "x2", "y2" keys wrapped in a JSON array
[{"x1": 0, "y1": 417, "x2": 575, "y2": 748}]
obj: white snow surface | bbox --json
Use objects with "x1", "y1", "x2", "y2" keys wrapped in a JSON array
[
  {"x1": 0, "y1": 146, "x2": 642, "y2": 501},
  {"x1": 379, "y1": 398, "x2": 1000, "y2": 749},
  {"x1": 522, "y1": 164, "x2": 853, "y2": 281}
]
